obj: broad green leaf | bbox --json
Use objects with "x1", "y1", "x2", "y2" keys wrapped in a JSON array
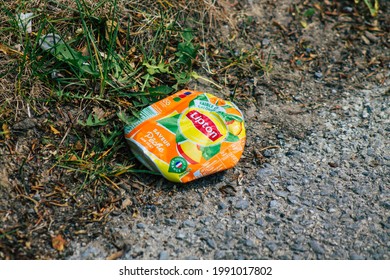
[
  {"x1": 174, "y1": 72, "x2": 191, "y2": 85},
  {"x1": 143, "y1": 61, "x2": 170, "y2": 75},
  {"x1": 181, "y1": 28, "x2": 194, "y2": 42},
  {"x1": 78, "y1": 113, "x2": 108, "y2": 127},
  {"x1": 303, "y1": 8, "x2": 315, "y2": 18}
]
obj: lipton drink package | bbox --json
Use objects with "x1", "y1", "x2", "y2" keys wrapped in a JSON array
[{"x1": 124, "y1": 90, "x2": 246, "y2": 183}]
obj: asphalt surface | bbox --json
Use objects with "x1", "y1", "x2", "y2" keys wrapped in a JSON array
[{"x1": 69, "y1": 86, "x2": 389, "y2": 260}]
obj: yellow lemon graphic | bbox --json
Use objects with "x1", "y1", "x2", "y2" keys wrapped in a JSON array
[
  {"x1": 227, "y1": 120, "x2": 243, "y2": 136},
  {"x1": 204, "y1": 93, "x2": 226, "y2": 106},
  {"x1": 177, "y1": 141, "x2": 203, "y2": 164}
]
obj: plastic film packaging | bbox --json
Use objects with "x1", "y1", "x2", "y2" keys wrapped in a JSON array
[{"x1": 124, "y1": 90, "x2": 246, "y2": 183}]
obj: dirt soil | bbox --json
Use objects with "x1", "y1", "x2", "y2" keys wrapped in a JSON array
[{"x1": 0, "y1": 0, "x2": 389, "y2": 259}]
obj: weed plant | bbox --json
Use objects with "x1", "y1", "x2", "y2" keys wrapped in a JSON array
[{"x1": 0, "y1": 0, "x2": 208, "y2": 195}]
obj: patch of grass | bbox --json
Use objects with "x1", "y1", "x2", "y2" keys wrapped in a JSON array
[
  {"x1": 355, "y1": 0, "x2": 379, "y2": 17},
  {"x1": 0, "y1": 0, "x2": 256, "y2": 229},
  {"x1": 1, "y1": 0, "x2": 207, "y2": 105},
  {"x1": 1, "y1": 1, "x2": 203, "y2": 178}
]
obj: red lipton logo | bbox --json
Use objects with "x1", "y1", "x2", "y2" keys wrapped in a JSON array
[{"x1": 185, "y1": 110, "x2": 223, "y2": 141}]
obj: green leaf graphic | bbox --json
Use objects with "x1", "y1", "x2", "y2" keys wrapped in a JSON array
[
  {"x1": 190, "y1": 93, "x2": 209, "y2": 108},
  {"x1": 219, "y1": 112, "x2": 243, "y2": 122},
  {"x1": 176, "y1": 131, "x2": 186, "y2": 143},
  {"x1": 201, "y1": 144, "x2": 221, "y2": 160},
  {"x1": 157, "y1": 114, "x2": 180, "y2": 134},
  {"x1": 225, "y1": 132, "x2": 239, "y2": 142},
  {"x1": 195, "y1": 94, "x2": 209, "y2": 102}
]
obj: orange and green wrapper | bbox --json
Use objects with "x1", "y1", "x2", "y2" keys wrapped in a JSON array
[{"x1": 124, "y1": 90, "x2": 246, "y2": 183}]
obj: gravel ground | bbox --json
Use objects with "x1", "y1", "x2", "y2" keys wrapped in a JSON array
[{"x1": 68, "y1": 85, "x2": 389, "y2": 260}]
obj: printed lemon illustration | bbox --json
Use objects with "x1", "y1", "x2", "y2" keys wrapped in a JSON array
[
  {"x1": 177, "y1": 141, "x2": 203, "y2": 164},
  {"x1": 204, "y1": 93, "x2": 226, "y2": 106},
  {"x1": 225, "y1": 106, "x2": 241, "y2": 116},
  {"x1": 226, "y1": 120, "x2": 243, "y2": 136}
]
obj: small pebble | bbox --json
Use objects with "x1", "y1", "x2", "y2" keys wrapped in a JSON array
[
  {"x1": 176, "y1": 231, "x2": 185, "y2": 240},
  {"x1": 245, "y1": 239, "x2": 256, "y2": 247},
  {"x1": 287, "y1": 195, "x2": 300, "y2": 204},
  {"x1": 183, "y1": 220, "x2": 196, "y2": 228},
  {"x1": 269, "y1": 200, "x2": 279, "y2": 209},
  {"x1": 263, "y1": 149, "x2": 273, "y2": 158},
  {"x1": 309, "y1": 240, "x2": 325, "y2": 254},
  {"x1": 350, "y1": 254, "x2": 365, "y2": 260},
  {"x1": 159, "y1": 251, "x2": 169, "y2": 260},
  {"x1": 265, "y1": 214, "x2": 278, "y2": 222},
  {"x1": 291, "y1": 244, "x2": 307, "y2": 252},
  {"x1": 235, "y1": 199, "x2": 250, "y2": 210},
  {"x1": 256, "y1": 218, "x2": 265, "y2": 227},
  {"x1": 286, "y1": 185, "x2": 297, "y2": 192},
  {"x1": 165, "y1": 218, "x2": 177, "y2": 226},
  {"x1": 257, "y1": 166, "x2": 274, "y2": 177},
  {"x1": 342, "y1": 6, "x2": 353, "y2": 13},
  {"x1": 285, "y1": 151, "x2": 296, "y2": 157},
  {"x1": 262, "y1": 38, "x2": 270, "y2": 47},
  {"x1": 276, "y1": 133, "x2": 284, "y2": 139},
  {"x1": 136, "y1": 223, "x2": 145, "y2": 229},
  {"x1": 205, "y1": 238, "x2": 217, "y2": 249},
  {"x1": 314, "y1": 72, "x2": 323, "y2": 79},
  {"x1": 214, "y1": 250, "x2": 226, "y2": 260},
  {"x1": 380, "y1": 201, "x2": 390, "y2": 210},
  {"x1": 266, "y1": 242, "x2": 278, "y2": 252},
  {"x1": 218, "y1": 202, "x2": 227, "y2": 210}
]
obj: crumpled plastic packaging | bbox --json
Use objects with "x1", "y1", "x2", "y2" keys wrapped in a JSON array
[
  {"x1": 125, "y1": 90, "x2": 246, "y2": 183},
  {"x1": 18, "y1": 13, "x2": 34, "y2": 33}
]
